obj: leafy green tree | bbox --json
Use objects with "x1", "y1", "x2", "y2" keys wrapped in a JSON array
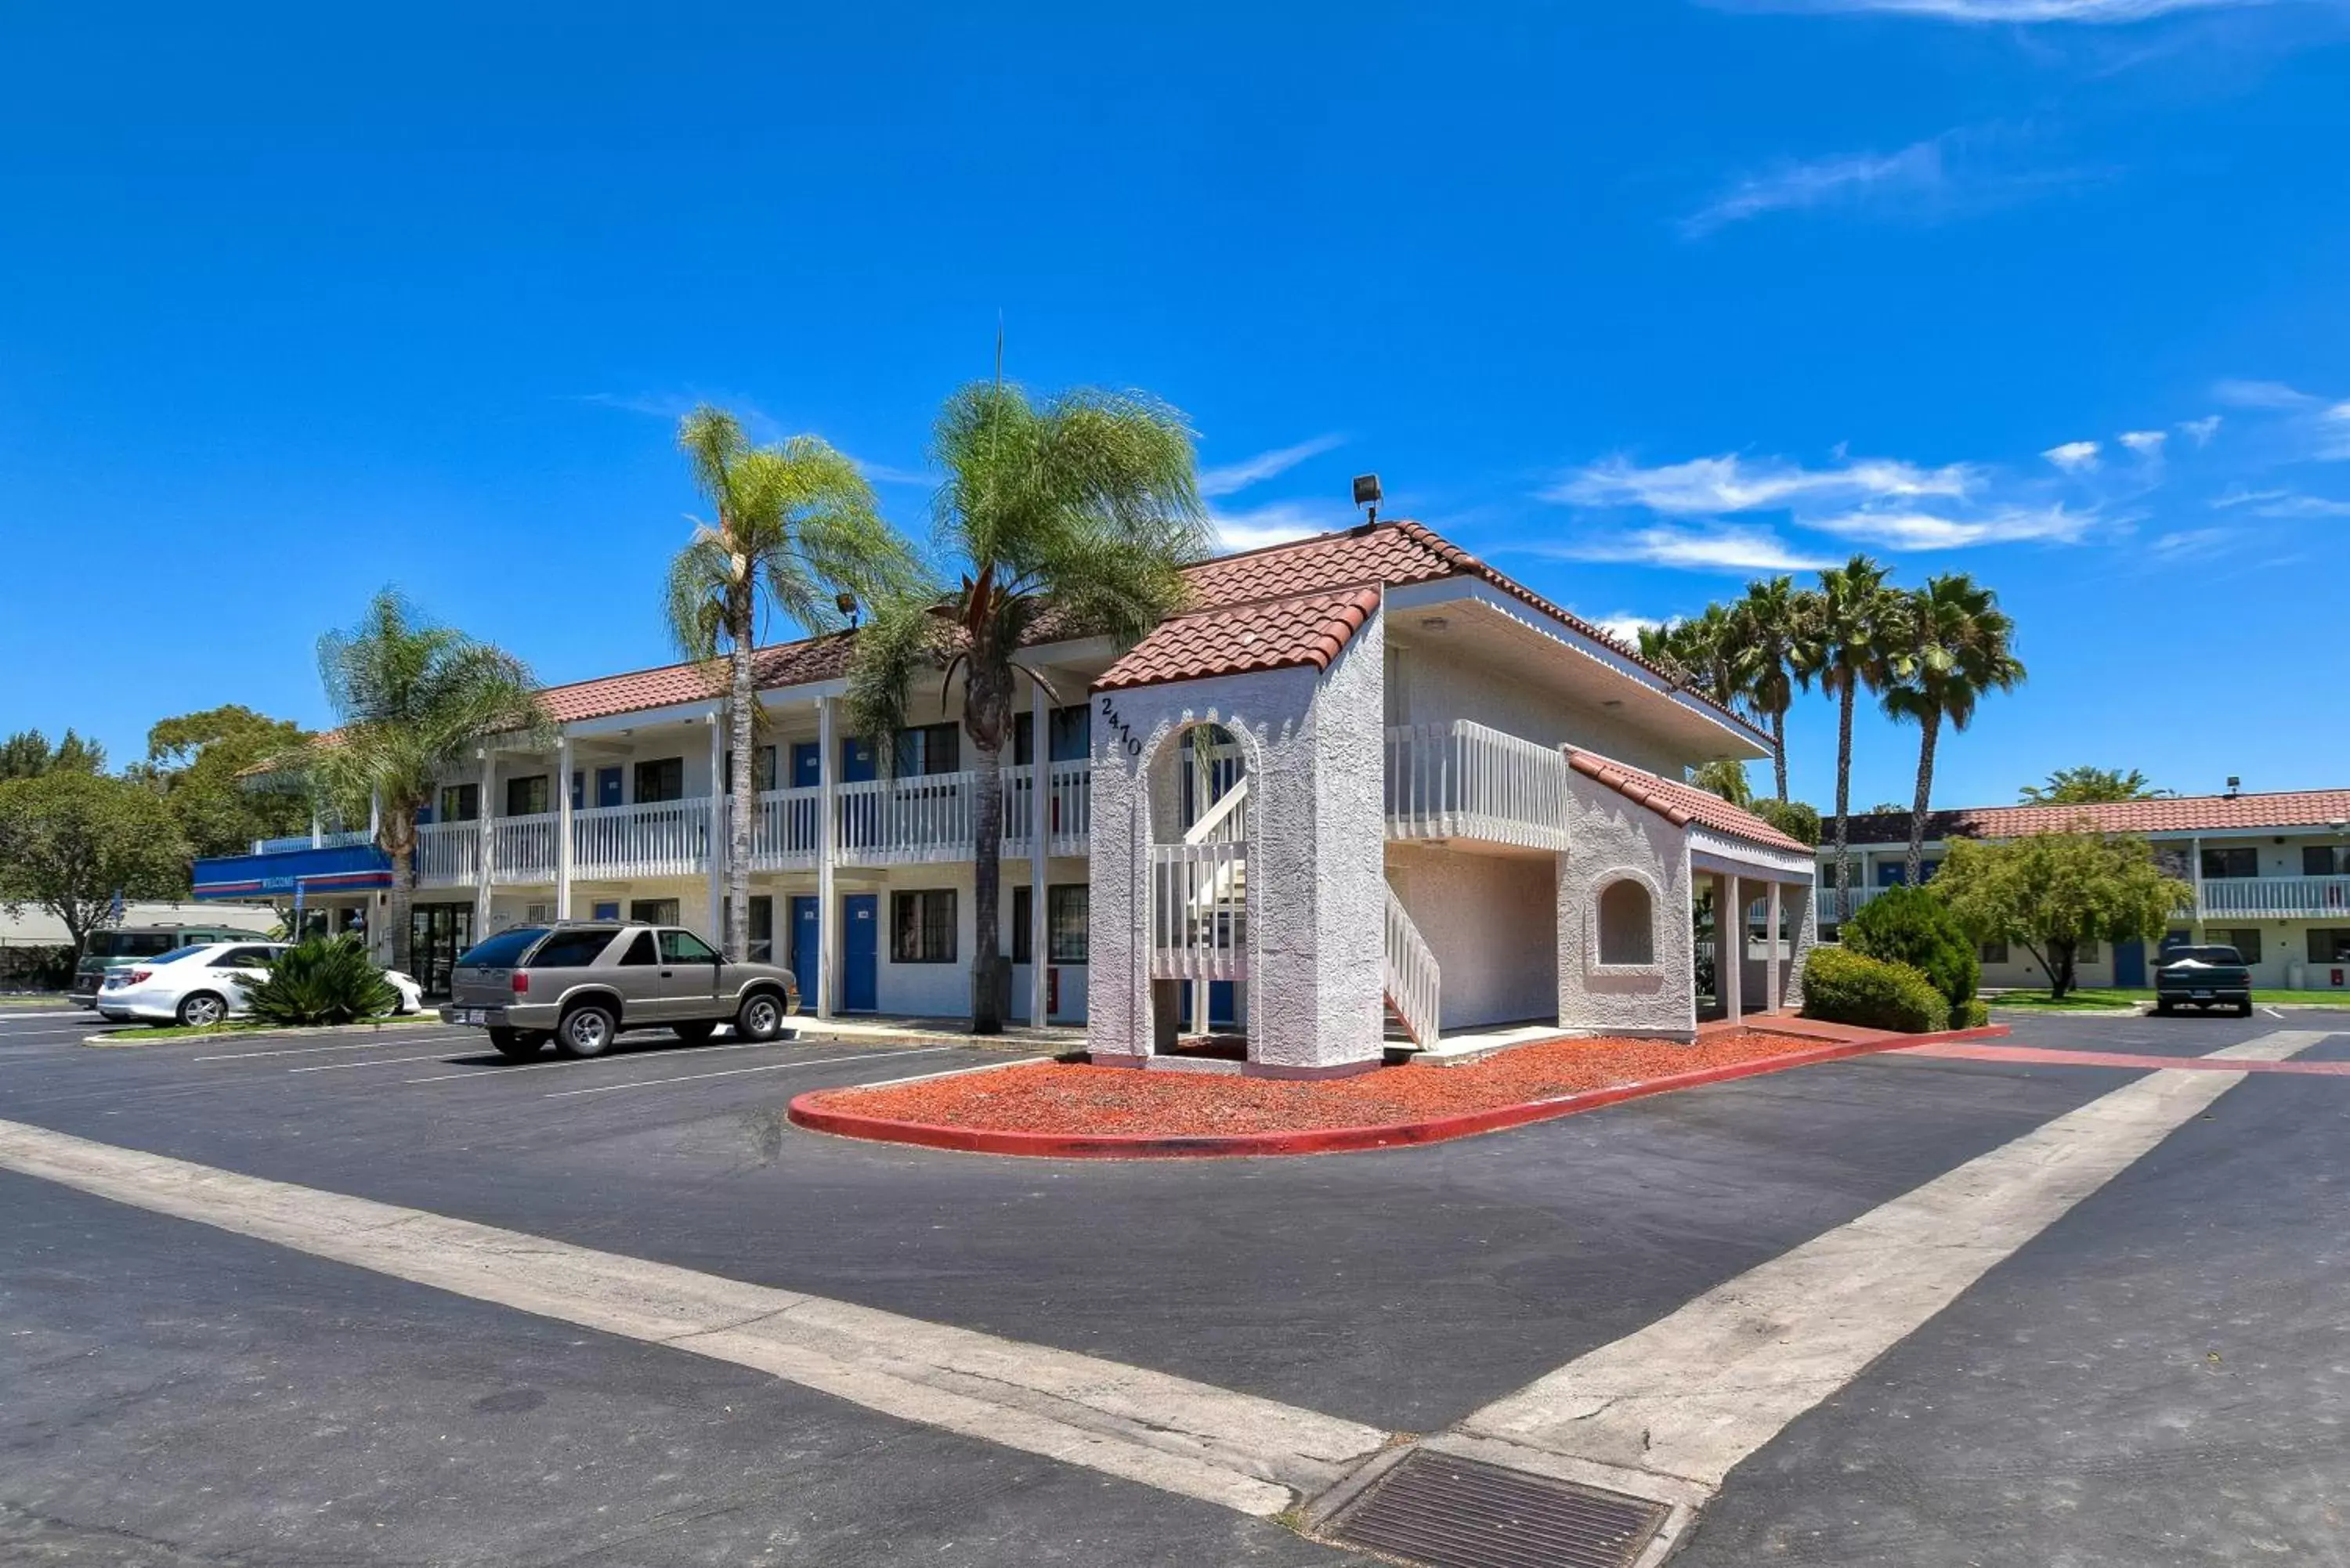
[
  {"x1": 847, "y1": 380, "x2": 1206, "y2": 1033},
  {"x1": 132, "y1": 706, "x2": 313, "y2": 858},
  {"x1": 2020, "y1": 765, "x2": 2155, "y2": 805},
  {"x1": 244, "y1": 935, "x2": 399, "y2": 1026},
  {"x1": 0, "y1": 770, "x2": 190, "y2": 950},
  {"x1": 308, "y1": 591, "x2": 550, "y2": 974},
  {"x1": 663, "y1": 406, "x2": 917, "y2": 959},
  {"x1": 1845, "y1": 883, "x2": 1978, "y2": 1010},
  {"x1": 1751, "y1": 798, "x2": 1821, "y2": 847},
  {"x1": 1933, "y1": 830, "x2": 2189, "y2": 999},
  {"x1": 0, "y1": 728, "x2": 107, "y2": 780},
  {"x1": 1792, "y1": 555, "x2": 1898, "y2": 910},
  {"x1": 1690, "y1": 759, "x2": 1754, "y2": 808},
  {"x1": 1882, "y1": 574, "x2": 2026, "y2": 883}
]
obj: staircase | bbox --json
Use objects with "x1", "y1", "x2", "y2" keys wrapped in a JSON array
[{"x1": 1383, "y1": 885, "x2": 1441, "y2": 1050}]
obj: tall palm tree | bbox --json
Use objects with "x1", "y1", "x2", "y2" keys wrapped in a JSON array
[
  {"x1": 311, "y1": 591, "x2": 550, "y2": 975},
  {"x1": 1731, "y1": 576, "x2": 1812, "y2": 803},
  {"x1": 1792, "y1": 555, "x2": 1898, "y2": 912},
  {"x1": 1882, "y1": 573, "x2": 2026, "y2": 883},
  {"x1": 1640, "y1": 602, "x2": 1741, "y2": 710},
  {"x1": 846, "y1": 381, "x2": 1207, "y2": 1034},
  {"x1": 665, "y1": 407, "x2": 918, "y2": 960}
]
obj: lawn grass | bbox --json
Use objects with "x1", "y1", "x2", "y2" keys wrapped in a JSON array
[{"x1": 1986, "y1": 988, "x2": 2350, "y2": 1012}]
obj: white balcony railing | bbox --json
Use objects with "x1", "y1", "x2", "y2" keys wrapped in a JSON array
[
  {"x1": 1151, "y1": 841, "x2": 1246, "y2": 981},
  {"x1": 1384, "y1": 721, "x2": 1571, "y2": 853},
  {"x1": 2198, "y1": 875, "x2": 2350, "y2": 920},
  {"x1": 414, "y1": 821, "x2": 478, "y2": 887},
  {"x1": 1384, "y1": 885, "x2": 1441, "y2": 1049},
  {"x1": 1817, "y1": 884, "x2": 1889, "y2": 925},
  {"x1": 750, "y1": 785, "x2": 823, "y2": 870},
  {"x1": 836, "y1": 771, "x2": 974, "y2": 865},
  {"x1": 493, "y1": 813, "x2": 558, "y2": 885},
  {"x1": 1003, "y1": 761, "x2": 1094, "y2": 858},
  {"x1": 251, "y1": 829, "x2": 374, "y2": 854},
  {"x1": 575, "y1": 800, "x2": 713, "y2": 880}
]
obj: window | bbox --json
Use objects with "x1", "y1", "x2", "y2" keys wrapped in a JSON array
[
  {"x1": 749, "y1": 896, "x2": 773, "y2": 964},
  {"x1": 1596, "y1": 880, "x2": 1656, "y2": 966},
  {"x1": 2211, "y1": 927, "x2": 2263, "y2": 963},
  {"x1": 505, "y1": 775, "x2": 550, "y2": 816},
  {"x1": 530, "y1": 928, "x2": 617, "y2": 968},
  {"x1": 591, "y1": 901, "x2": 620, "y2": 922},
  {"x1": 1013, "y1": 706, "x2": 1093, "y2": 764},
  {"x1": 2077, "y1": 939, "x2": 2100, "y2": 965},
  {"x1": 2201, "y1": 846, "x2": 2258, "y2": 880},
  {"x1": 629, "y1": 898, "x2": 681, "y2": 926},
  {"x1": 523, "y1": 902, "x2": 553, "y2": 924},
  {"x1": 2305, "y1": 846, "x2": 2347, "y2": 877},
  {"x1": 2308, "y1": 930, "x2": 2350, "y2": 964},
  {"x1": 1978, "y1": 940, "x2": 2009, "y2": 964},
  {"x1": 892, "y1": 890, "x2": 956, "y2": 963},
  {"x1": 457, "y1": 928, "x2": 546, "y2": 968},
  {"x1": 571, "y1": 770, "x2": 585, "y2": 811},
  {"x1": 1012, "y1": 885, "x2": 1032, "y2": 965},
  {"x1": 660, "y1": 928, "x2": 721, "y2": 963},
  {"x1": 210, "y1": 945, "x2": 278, "y2": 968},
  {"x1": 1012, "y1": 883, "x2": 1089, "y2": 964},
  {"x1": 619, "y1": 932, "x2": 658, "y2": 966},
  {"x1": 438, "y1": 782, "x2": 480, "y2": 822},
  {"x1": 894, "y1": 721, "x2": 960, "y2": 776},
  {"x1": 634, "y1": 757, "x2": 685, "y2": 803}
]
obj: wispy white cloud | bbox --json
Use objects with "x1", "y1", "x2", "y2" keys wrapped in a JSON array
[
  {"x1": 1209, "y1": 500, "x2": 1340, "y2": 553},
  {"x1": 1578, "y1": 610, "x2": 1669, "y2": 647},
  {"x1": 1551, "y1": 453, "x2": 1974, "y2": 514},
  {"x1": 2043, "y1": 439, "x2": 2102, "y2": 471},
  {"x1": 2178, "y1": 414, "x2": 2222, "y2": 445},
  {"x1": 2118, "y1": 429, "x2": 2168, "y2": 457},
  {"x1": 2214, "y1": 377, "x2": 2323, "y2": 410},
  {"x1": 1551, "y1": 525, "x2": 1837, "y2": 574},
  {"x1": 1736, "y1": 0, "x2": 2290, "y2": 20},
  {"x1": 2149, "y1": 527, "x2": 2232, "y2": 558},
  {"x1": 2215, "y1": 487, "x2": 2350, "y2": 517},
  {"x1": 1683, "y1": 140, "x2": 1949, "y2": 236},
  {"x1": 1809, "y1": 504, "x2": 2097, "y2": 549},
  {"x1": 1198, "y1": 435, "x2": 1346, "y2": 498}
]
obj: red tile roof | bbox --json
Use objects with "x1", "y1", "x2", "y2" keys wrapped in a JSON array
[
  {"x1": 1093, "y1": 587, "x2": 1384, "y2": 692},
  {"x1": 1839, "y1": 790, "x2": 2350, "y2": 846},
  {"x1": 533, "y1": 633, "x2": 859, "y2": 725},
  {"x1": 1566, "y1": 748, "x2": 1813, "y2": 855}
]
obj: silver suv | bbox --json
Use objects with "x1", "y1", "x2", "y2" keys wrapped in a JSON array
[{"x1": 440, "y1": 923, "x2": 800, "y2": 1060}]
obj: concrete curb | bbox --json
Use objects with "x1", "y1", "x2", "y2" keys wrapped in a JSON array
[{"x1": 786, "y1": 1024, "x2": 2014, "y2": 1161}]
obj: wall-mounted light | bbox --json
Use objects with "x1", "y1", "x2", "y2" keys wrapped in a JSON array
[{"x1": 1353, "y1": 473, "x2": 1382, "y2": 525}]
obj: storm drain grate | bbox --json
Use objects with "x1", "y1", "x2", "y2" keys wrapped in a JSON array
[{"x1": 1327, "y1": 1451, "x2": 1668, "y2": 1568}]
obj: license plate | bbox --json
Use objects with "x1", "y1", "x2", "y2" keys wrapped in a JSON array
[
  {"x1": 2190, "y1": 991, "x2": 2212, "y2": 1000},
  {"x1": 456, "y1": 1008, "x2": 490, "y2": 1024}
]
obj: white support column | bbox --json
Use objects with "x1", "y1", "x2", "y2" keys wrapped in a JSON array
[
  {"x1": 2190, "y1": 834, "x2": 2205, "y2": 941},
  {"x1": 707, "y1": 711, "x2": 725, "y2": 945},
  {"x1": 367, "y1": 789, "x2": 381, "y2": 844},
  {"x1": 555, "y1": 735, "x2": 574, "y2": 919},
  {"x1": 1029, "y1": 675, "x2": 1050, "y2": 1028},
  {"x1": 473, "y1": 750, "x2": 495, "y2": 935},
  {"x1": 309, "y1": 806, "x2": 323, "y2": 848},
  {"x1": 1720, "y1": 873, "x2": 1744, "y2": 1024},
  {"x1": 1766, "y1": 880, "x2": 1784, "y2": 1014},
  {"x1": 816, "y1": 696, "x2": 839, "y2": 1021}
]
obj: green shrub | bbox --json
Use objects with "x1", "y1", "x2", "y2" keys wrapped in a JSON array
[
  {"x1": 1845, "y1": 885, "x2": 1979, "y2": 1011},
  {"x1": 244, "y1": 936, "x2": 397, "y2": 1027},
  {"x1": 1750, "y1": 798, "x2": 1821, "y2": 847},
  {"x1": 1800, "y1": 946, "x2": 1951, "y2": 1034},
  {"x1": 1957, "y1": 998, "x2": 1990, "y2": 1029}
]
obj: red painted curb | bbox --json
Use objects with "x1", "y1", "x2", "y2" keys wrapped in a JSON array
[{"x1": 786, "y1": 1022, "x2": 2013, "y2": 1160}]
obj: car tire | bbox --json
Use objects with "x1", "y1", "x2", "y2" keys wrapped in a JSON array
[
  {"x1": 2239, "y1": 999, "x2": 2256, "y2": 1017},
  {"x1": 176, "y1": 992, "x2": 228, "y2": 1028},
  {"x1": 674, "y1": 1021, "x2": 716, "y2": 1044},
  {"x1": 735, "y1": 990, "x2": 786, "y2": 1042},
  {"x1": 2153, "y1": 1000, "x2": 2171, "y2": 1016},
  {"x1": 555, "y1": 1003, "x2": 618, "y2": 1059},
  {"x1": 489, "y1": 1027, "x2": 544, "y2": 1061}
]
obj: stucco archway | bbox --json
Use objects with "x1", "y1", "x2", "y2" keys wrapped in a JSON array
[{"x1": 1139, "y1": 716, "x2": 1255, "y2": 1055}]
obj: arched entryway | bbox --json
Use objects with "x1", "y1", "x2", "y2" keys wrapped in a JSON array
[{"x1": 1145, "y1": 721, "x2": 1252, "y2": 1059}]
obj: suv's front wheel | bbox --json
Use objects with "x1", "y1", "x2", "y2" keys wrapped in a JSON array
[
  {"x1": 556, "y1": 1003, "x2": 618, "y2": 1059},
  {"x1": 736, "y1": 991, "x2": 786, "y2": 1042}
]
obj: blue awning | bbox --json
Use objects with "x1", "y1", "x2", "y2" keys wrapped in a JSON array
[{"x1": 192, "y1": 842, "x2": 393, "y2": 901}]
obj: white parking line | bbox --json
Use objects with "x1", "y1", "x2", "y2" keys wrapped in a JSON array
[
  {"x1": 0, "y1": 1116, "x2": 1385, "y2": 1516},
  {"x1": 399, "y1": 1037, "x2": 794, "y2": 1085},
  {"x1": 288, "y1": 1051, "x2": 490, "y2": 1075},
  {"x1": 197, "y1": 1035, "x2": 475, "y2": 1063},
  {"x1": 2262, "y1": 1005, "x2": 2287, "y2": 1018},
  {"x1": 543, "y1": 1046, "x2": 960, "y2": 1098}
]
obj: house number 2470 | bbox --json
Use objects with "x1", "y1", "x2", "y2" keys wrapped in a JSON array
[{"x1": 1097, "y1": 695, "x2": 1145, "y2": 758}]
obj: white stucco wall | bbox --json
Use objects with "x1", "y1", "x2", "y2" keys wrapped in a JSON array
[
  {"x1": 1555, "y1": 773, "x2": 1697, "y2": 1039},
  {"x1": 1086, "y1": 608, "x2": 1388, "y2": 1074},
  {"x1": 1386, "y1": 844, "x2": 1558, "y2": 1028},
  {"x1": 1391, "y1": 641, "x2": 1690, "y2": 776}
]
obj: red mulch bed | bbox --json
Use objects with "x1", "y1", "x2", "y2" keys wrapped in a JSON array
[{"x1": 801, "y1": 1031, "x2": 1833, "y2": 1138}]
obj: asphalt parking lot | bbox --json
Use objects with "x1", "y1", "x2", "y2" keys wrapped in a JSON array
[{"x1": 5, "y1": 1005, "x2": 2348, "y2": 1566}]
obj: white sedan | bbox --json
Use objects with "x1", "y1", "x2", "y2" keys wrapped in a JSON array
[{"x1": 97, "y1": 941, "x2": 425, "y2": 1028}]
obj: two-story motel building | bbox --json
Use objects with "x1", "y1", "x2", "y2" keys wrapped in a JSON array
[
  {"x1": 194, "y1": 519, "x2": 1817, "y2": 1075},
  {"x1": 1818, "y1": 787, "x2": 2350, "y2": 993}
]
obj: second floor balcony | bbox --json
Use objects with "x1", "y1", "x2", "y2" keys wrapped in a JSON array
[{"x1": 1819, "y1": 873, "x2": 2350, "y2": 927}]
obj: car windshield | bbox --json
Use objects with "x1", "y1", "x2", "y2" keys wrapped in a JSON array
[
  {"x1": 457, "y1": 928, "x2": 548, "y2": 968},
  {"x1": 85, "y1": 932, "x2": 182, "y2": 960},
  {"x1": 2164, "y1": 946, "x2": 2243, "y2": 966}
]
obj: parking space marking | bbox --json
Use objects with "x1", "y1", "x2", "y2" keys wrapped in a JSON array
[
  {"x1": 542, "y1": 1046, "x2": 963, "y2": 1098},
  {"x1": 398, "y1": 1036, "x2": 806, "y2": 1085},
  {"x1": 197, "y1": 1035, "x2": 475, "y2": 1063},
  {"x1": 287, "y1": 1050, "x2": 493, "y2": 1075},
  {"x1": 1440, "y1": 1028, "x2": 2333, "y2": 1516},
  {"x1": 0, "y1": 1115, "x2": 1388, "y2": 1517}
]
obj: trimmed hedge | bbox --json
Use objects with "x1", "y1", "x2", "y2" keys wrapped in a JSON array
[
  {"x1": 1800, "y1": 946, "x2": 1950, "y2": 1034},
  {"x1": 1957, "y1": 998, "x2": 1990, "y2": 1029},
  {"x1": 1845, "y1": 884, "x2": 1979, "y2": 1012}
]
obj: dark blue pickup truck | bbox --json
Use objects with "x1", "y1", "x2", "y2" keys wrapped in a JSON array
[{"x1": 2153, "y1": 945, "x2": 2254, "y2": 1017}]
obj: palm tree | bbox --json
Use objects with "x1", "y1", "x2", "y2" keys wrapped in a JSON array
[
  {"x1": 1882, "y1": 574, "x2": 2026, "y2": 883},
  {"x1": 1640, "y1": 602, "x2": 1741, "y2": 709},
  {"x1": 1731, "y1": 576, "x2": 1813, "y2": 803},
  {"x1": 311, "y1": 591, "x2": 550, "y2": 975},
  {"x1": 664, "y1": 406, "x2": 917, "y2": 960},
  {"x1": 846, "y1": 380, "x2": 1207, "y2": 1034},
  {"x1": 1793, "y1": 555, "x2": 1898, "y2": 912},
  {"x1": 2020, "y1": 765, "x2": 2153, "y2": 805}
]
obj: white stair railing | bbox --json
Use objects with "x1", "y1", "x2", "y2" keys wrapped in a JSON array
[
  {"x1": 1384, "y1": 885, "x2": 1441, "y2": 1050},
  {"x1": 1151, "y1": 842, "x2": 1246, "y2": 980},
  {"x1": 1383, "y1": 721, "x2": 1571, "y2": 851}
]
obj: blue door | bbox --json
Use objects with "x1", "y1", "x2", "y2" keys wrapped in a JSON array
[
  {"x1": 2113, "y1": 940, "x2": 2146, "y2": 988},
  {"x1": 595, "y1": 766, "x2": 624, "y2": 807},
  {"x1": 790, "y1": 896, "x2": 821, "y2": 1003},
  {"x1": 790, "y1": 742, "x2": 822, "y2": 789},
  {"x1": 840, "y1": 739, "x2": 877, "y2": 782},
  {"x1": 842, "y1": 894, "x2": 879, "y2": 1011}
]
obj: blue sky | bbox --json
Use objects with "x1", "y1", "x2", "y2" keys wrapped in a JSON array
[{"x1": 3, "y1": 0, "x2": 2346, "y2": 812}]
